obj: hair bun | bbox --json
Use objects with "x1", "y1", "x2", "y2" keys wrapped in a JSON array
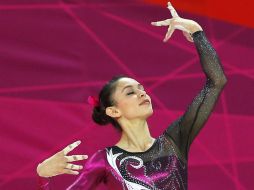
[{"x1": 92, "y1": 106, "x2": 110, "y2": 125}]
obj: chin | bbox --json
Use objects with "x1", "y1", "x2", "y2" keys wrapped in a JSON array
[{"x1": 144, "y1": 109, "x2": 154, "y2": 118}]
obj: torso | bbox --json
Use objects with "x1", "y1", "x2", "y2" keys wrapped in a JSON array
[{"x1": 104, "y1": 132, "x2": 188, "y2": 190}]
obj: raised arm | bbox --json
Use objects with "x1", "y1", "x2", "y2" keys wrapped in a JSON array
[
  {"x1": 151, "y1": 1, "x2": 227, "y2": 161},
  {"x1": 165, "y1": 30, "x2": 227, "y2": 160}
]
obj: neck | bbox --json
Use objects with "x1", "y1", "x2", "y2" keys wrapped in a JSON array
[{"x1": 115, "y1": 118, "x2": 155, "y2": 152}]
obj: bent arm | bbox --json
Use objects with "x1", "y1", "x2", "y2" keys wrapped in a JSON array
[{"x1": 165, "y1": 30, "x2": 227, "y2": 160}]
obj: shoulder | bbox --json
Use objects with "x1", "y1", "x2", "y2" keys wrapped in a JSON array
[
  {"x1": 94, "y1": 148, "x2": 107, "y2": 156},
  {"x1": 85, "y1": 149, "x2": 108, "y2": 169}
]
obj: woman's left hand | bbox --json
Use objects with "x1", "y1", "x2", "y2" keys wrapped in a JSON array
[{"x1": 151, "y1": 1, "x2": 203, "y2": 43}]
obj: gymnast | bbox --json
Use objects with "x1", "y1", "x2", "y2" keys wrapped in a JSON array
[{"x1": 37, "y1": 2, "x2": 227, "y2": 189}]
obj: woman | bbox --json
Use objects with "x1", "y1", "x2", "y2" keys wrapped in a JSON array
[{"x1": 37, "y1": 2, "x2": 227, "y2": 189}]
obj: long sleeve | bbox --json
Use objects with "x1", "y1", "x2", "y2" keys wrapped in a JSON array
[
  {"x1": 37, "y1": 150, "x2": 107, "y2": 190},
  {"x1": 164, "y1": 30, "x2": 227, "y2": 161},
  {"x1": 37, "y1": 175, "x2": 51, "y2": 190},
  {"x1": 66, "y1": 149, "x2": 107, "y2": 190}
]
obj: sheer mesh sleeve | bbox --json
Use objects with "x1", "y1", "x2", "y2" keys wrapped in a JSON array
[{"x1": 164, "y1": 30, "x2": 227, "y2": 161}]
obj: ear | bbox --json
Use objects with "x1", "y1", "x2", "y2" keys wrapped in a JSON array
[{"x1": 105, "y1": 106, "x2": 121, "y2": 118}]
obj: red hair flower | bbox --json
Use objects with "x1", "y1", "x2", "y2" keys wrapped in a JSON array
[{"x1": 87, "y1": 96, "x2": 100, "y2": 107}]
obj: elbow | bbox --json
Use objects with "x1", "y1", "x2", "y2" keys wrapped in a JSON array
[
  {"x1": 214, "y1": 75, "x2": 228, "y2": 87},
  {"x1": 221, "y1": 75, "x2": 228, "y2": 85}
]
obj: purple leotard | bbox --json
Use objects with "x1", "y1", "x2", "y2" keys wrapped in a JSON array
[{"x1": 38, "y1": 30, "x2": 227, "y2": 190}]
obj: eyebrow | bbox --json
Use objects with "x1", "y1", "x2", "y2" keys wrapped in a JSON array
[{"x1": 121, "y1": 83, "x2": 143, "y2": 93}]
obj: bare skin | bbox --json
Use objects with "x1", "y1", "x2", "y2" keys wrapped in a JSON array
[
  {"x1": 106, "y1": 77, "x2": 155, "y2": 152},
  {"x1": 151, "y1": 2, "x2": 203, "y2": 42},
  {"x1": 36, "y1": 1, "x2": 203, "y2": 178},
  {"x1": 37, "y1": 140, "x2": 88, "y2": 177}
]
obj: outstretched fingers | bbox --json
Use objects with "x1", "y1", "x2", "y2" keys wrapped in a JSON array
[
  {"x1": 163, "y1": 25, "x2": 175, "y2": 42},
  {"x1": 65, "y1": 154, "x2": 88, "y2": 162},
  {"x1": 183, "y1": 31, "x2": 194, "y2": 42},
  {"x1": 151, "y1": 1, "x2": 196, "y2": 43},
  {"x1": 61, "y1": 155, "x2": 87, "y2": 175},
  {"x1": 62, "y1": 140, "x2": 81, "y2": 156},
  {"x1": 151, "y1": 19, "x2": 171, "y2": 27},
  {"x1": 167, "y1": 2, "x2": 179, "y2": 18},
  {"x1": 63, "y1": 169, "x2": 80, "y2": 175},
  {"x1": 65, "y1": 163, "x2": 83, "y2": 170}
]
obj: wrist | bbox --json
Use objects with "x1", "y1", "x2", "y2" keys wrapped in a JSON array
[{"x1": 189, "y1": 22, "x2": 203, "y2": 34}]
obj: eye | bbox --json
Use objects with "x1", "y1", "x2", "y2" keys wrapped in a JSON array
[{"x1": 127, "y1": 91, "x2": 134, "y2": 95}]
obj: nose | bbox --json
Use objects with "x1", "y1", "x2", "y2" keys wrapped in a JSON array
[{"x1": 139, "y1": 90, "x2": 146, "y2": 98}]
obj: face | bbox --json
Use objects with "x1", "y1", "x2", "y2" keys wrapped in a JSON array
[{"x1": 107, "y1": 78, "x2": 153, "y2": 120}]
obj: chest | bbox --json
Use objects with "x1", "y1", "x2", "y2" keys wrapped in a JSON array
[{"x1": 104, "y1": 138, "x2": 187, "y2": 190}]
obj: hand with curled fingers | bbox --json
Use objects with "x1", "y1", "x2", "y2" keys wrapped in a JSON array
[
  {"x1": 151, "y1": 1, "x2": 203, "y2": 43},
  {"x1": 36, "y1": 140, "x2": 88, "y2": 178}
]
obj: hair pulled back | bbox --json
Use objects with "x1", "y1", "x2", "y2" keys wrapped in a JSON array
[{"x1": 92, "y1": 75, "x2": 129, "y2": 131}]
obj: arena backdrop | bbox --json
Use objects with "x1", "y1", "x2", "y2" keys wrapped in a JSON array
[{"x1": 0, "y1": 0, "x2": 253, "y2": 189}]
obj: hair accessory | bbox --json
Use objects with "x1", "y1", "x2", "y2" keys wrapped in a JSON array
[{"x1": 87, "y1": 96, "x2": 100, "y2": 107}]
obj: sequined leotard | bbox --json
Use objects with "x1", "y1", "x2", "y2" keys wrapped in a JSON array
[{"x1": 39, "y1": 30, "x2": 227, "y2": 190}]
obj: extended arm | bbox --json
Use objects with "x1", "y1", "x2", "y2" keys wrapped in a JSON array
[
  {"x1": 151, "y1": 2, "x2": 227, "y2": 161},
  {"x1": 165, "y1": 30, "x2": 227, "y2": 160}
]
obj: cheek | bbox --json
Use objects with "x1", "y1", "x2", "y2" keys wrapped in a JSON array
[
  {"x1": 119, "y1": 99, "x2": 137, "y2": 109},
  {"x1": 118, "y1": 99, "x2": 138, "y2": 114}
]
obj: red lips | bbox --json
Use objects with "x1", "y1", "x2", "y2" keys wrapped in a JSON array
[{"x1": 139, "y1": 99, "x2": 150, "y2": 105}]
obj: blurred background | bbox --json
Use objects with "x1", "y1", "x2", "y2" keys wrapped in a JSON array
[{"x1": 0, "y1": 0, "x2": 253, "y2": 189}]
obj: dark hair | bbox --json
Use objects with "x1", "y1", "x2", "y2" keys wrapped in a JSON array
[{"x1": 92, "y1": 74, "x2": 129, "y2": 132}]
